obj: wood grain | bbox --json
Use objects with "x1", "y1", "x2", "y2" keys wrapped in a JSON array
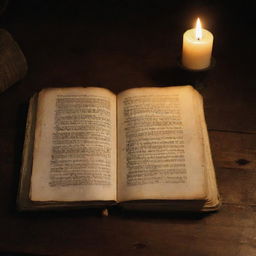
[{"x1": 210, "y1": 131, "x2": 256, "y2": 171}]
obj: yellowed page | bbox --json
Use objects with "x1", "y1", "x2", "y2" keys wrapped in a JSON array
[
  {"x1": 117, "y1": 86, "x2": 207, "y2": 202},
  {"x1": 192, "y1": 90, "x2": 220, "y2": 210},
  {"x1": 31, "y1": 87, "x2": 116, "y2": 201}
]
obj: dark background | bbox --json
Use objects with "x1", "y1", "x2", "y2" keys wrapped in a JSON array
[{"x1": 0, "y1": 1, "x2": 255, "y2": 255}]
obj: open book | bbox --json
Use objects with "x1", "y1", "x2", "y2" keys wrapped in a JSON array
[{"x1": 17, "y1": 86, "x2": 220, "y2": 211}]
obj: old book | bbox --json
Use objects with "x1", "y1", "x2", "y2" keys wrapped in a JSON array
[
  {"x1": 17, "y1": 86, "x2": 221, "y2": 211},
  {"x1": 0, "y1": 29, "x2": 28, "y2": 93}
]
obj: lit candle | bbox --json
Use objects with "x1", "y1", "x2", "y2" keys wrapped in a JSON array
[{"x1": 182, "y1": 18, "x2": 213, "y2": 70}]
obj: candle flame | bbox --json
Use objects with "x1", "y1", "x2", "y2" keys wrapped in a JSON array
[{"x1": 195, "y1": 18, "x2": 202, "y2": 40}]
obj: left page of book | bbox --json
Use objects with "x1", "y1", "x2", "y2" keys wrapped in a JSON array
[{"x1": 30, "y1": 87, "x2": 117, "y2": 202}]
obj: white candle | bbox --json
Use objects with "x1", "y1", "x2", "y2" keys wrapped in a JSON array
[{"x1": 182, "y1": 18, "x2": 213, "y2": 70}]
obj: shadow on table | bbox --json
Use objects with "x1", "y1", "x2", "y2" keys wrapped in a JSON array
[
  {"x1": 111, "y1": 207, "x2": 215, "y2": 221},
  {"x1": 149, "y1": 66, "x2": 211, "y2": 90},
  {"x1": 13, "y1": 206, "x2": 215, "y2": 222}
]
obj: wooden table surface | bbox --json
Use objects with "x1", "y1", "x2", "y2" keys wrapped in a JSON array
[{"x1": 0, "y1": 1, "x2": 255, "y2": 255}]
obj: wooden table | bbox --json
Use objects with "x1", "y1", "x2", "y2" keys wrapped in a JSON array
[{"x1": 0, "y1": 1, "x2": 255, "y2": 255}]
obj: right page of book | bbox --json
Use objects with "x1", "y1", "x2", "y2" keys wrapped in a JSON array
[{"x1": 117, "y1": 86, "x2": 207, "y2": 202}]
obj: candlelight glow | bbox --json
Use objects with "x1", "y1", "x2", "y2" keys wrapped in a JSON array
[{"x1": 195, "y1": 18, "x2": 202, "y2": 40}]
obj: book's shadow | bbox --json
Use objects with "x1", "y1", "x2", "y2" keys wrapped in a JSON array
[
  {"x1": 14, "y1": 206, "x2": 214, "y2": 221},
  {"x1": 111, "y1": 207, "x2": 213, "y2": 221}
]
